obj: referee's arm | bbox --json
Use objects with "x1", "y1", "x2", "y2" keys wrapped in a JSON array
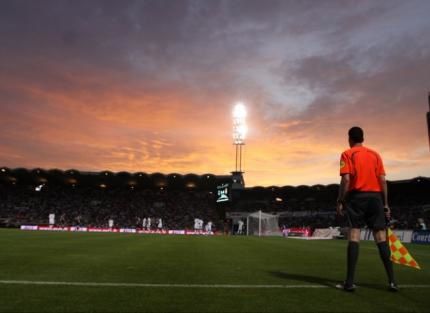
[
  {"x1": 336, "y1": 174, "x2": 350, "y2": 216},
  {"x1": 378, "y1": 175, "x2": 390, "y2": 219}
]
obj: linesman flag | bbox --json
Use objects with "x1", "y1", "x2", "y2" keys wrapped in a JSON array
[{"x1": 388, "y1": 228, "x2": 421, "y2": 270}]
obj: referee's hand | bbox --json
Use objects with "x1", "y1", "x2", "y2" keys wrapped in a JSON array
[
  {"x1": 336, "y1": 201, "x2": 344, "y2": 216},
  {"x1": 384, "y1": 206, "x2": 391, "y2": 220}
]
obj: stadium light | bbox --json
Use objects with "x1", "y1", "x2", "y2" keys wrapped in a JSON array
[
  {"x1": 232, "y1": 102, "x2": 247, "y2": 145},
  {"x1": 232, "y1": 102, "x2": 247, "y2": 173},
  {"x1": 233, "y1": 102, "x2": 247, "y2": 119}
]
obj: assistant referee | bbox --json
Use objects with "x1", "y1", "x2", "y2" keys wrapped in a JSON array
[{"x1": 336, "y1": 127, "x2": 398, "y2": 292}]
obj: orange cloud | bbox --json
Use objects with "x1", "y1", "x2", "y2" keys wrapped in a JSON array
[{"x1": 1, "y1": 1, "x2": 430, "y2": 187}]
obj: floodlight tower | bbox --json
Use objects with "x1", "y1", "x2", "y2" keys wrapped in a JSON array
[{"x1": 232, "y1": 102, "x2": 247, "y2": 189}]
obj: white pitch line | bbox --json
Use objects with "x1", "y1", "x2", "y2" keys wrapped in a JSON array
[
  {"x1": 0, "y1": 280, "x2": 325, "y2": 288},
  {"x1": 0, "y1": 280, "x2": 326, "y2": 288},
  {"x1": 0, "y1": 280, "x2": 430, "y2": 289}
]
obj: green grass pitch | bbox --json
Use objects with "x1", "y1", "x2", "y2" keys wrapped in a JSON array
[{"x1": 0, "y1": 228, "x2": 429, "y2": 312}]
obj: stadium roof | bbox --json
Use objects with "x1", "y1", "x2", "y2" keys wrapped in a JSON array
[
  {"x1": 0, "y1": 167, "x2": 232, "y2": 191},
  {"x1": 0, "y1": 167, "x2": 428, "y2": 191}
]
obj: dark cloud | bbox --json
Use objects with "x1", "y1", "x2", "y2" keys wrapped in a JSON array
[
  {"x1": 283, "y1": 36, "x2": 430, "y2": 122},
  {"x1": 1, "y1": 0, "x2": 429, "y2": 185}
]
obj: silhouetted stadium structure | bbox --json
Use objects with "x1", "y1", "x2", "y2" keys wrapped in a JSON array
[{"x1": 0, "y1": 167, "x2": 429, "y2": 231}]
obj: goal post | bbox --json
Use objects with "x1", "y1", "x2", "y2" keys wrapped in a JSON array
[{"x1": 247, "y1": 210, "x2": 281, "y2": 236}]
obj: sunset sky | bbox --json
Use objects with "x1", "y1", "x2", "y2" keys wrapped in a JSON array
[{"x1": 1, "y1": 0, "x2": 429, "y2": 187}]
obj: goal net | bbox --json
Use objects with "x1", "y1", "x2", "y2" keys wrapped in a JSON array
[{"x1": 247, "y1": 211, "x2": 281, "y2": 236}]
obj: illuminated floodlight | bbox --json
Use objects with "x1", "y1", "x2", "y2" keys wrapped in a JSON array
[
  {"x1": 232, "y1": 102, "x2": 248, "y2": 173},
  {"x1": 233, "y1": 102, "x2": 247, "y2": 119},
  {"x1": 232, "y1": 102, "x2": 247, "y2": 145}
]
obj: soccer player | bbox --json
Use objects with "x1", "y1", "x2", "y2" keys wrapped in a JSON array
[
  {"x1": 237, "y1": 219, "x2": 244, "y2": 235},
  {"x1": 336, "y1": 127, "x2": 398, "y2": 292},
  {"x1": 135, "y1": 216, "x2": 141, "y2": 228},
  {"x1": 59, "y1": 212, "x2": 66, "y2": 226},
  {"x1": 417, "y1": 218, "x2": 427, "y2": 230},
  {"x1": 194, "y1": 218, "x2": 203, "y2": 232},
  {"x1": 75, "y1": 214, "x2": 82, "y2": 226},
  {"x1": 49, "y1": 213, "x2": 55, "y2": 226},
  {"x1": 205, "y1": 221, "x2": 213, "y2": 233}
]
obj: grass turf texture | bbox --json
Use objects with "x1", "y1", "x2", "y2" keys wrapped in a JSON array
[{"x1": 0, "y1": 229, "x2": 429, "y2": 312}]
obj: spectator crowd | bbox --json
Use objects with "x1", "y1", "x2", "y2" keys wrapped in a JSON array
[
  {"x1": 0, "y1": 184, "x2": 221, "y2": 231},
  {"x1": 1, "y1": 176, "x2": 428, "y2": 232}
]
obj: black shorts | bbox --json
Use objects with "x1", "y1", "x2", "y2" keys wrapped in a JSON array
[{"x1": 346, "y1": 192, "x2": 386, "y2": 230}]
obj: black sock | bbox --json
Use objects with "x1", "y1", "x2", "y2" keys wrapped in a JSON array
[
  {"x1": 346, "y1": 241, "x2": 359, "y2": 286},
  {"x1": 377, "y1": 241, "x2": 395, "y2": 284}
]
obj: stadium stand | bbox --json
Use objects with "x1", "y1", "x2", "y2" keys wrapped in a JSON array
[
  {"x1": 234, "y1": 177, "x2": 430, "y2": 230},
  {"x1": 0, "y1": 167, "x2": 429, "y2": 231},
  {"x1": 0, "y1": 168, "x2": 227, "y2": 230}
]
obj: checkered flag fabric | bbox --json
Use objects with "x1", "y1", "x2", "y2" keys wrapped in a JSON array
[{"x1": 388, "y1": 228, "x2": 421, "y2": 270}]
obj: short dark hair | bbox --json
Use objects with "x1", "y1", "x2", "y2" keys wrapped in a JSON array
[{"x1": 348, "y1": 126, "x2": 364, "y2": 143}]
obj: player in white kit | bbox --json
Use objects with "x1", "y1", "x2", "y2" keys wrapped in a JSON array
[{"x1": 237, "y1": 220, "x2": 244, "y2": 235}]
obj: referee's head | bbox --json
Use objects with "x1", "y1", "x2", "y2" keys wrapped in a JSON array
[{"x1": 348, "y1": 126, "x2": 364, "y2": 147}]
